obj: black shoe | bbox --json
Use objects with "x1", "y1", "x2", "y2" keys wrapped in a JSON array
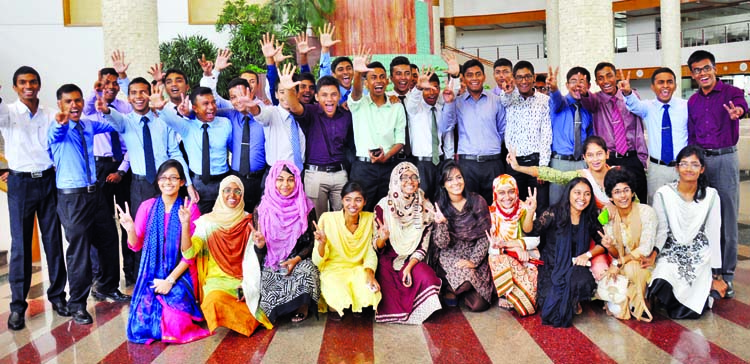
[
  {"x1": 725, "y1": 281, "x2": 735, "y2": 299},
  {"x1": 71, "y1": 309, "x2": 93, "y2": 325},
  {"x1": 7, "y1": 311, "x2": 25, "y2": 331},
  {"x1": 125, "y1": 278, "x2": 136, "y2": 287},
  {"x1": 92, "y1": 289, "x2": 131, "y2": 302},
  {"x1": 50, "y1": 301, "x2": 71, "y2": 317}
]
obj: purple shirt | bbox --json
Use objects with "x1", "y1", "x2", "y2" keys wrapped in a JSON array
[
  {"x1": 688, "y1": 80, "x2": 748, "y2": 149},
  {"x1": 293, "y1": 103, "x2": 353, "y2": 166},
  {"x1": 580, "y1": 89, "x2": 648, "y2": 167},
  {"x1": 84, "y1": 91, "x2": 131, "y2": 171}
]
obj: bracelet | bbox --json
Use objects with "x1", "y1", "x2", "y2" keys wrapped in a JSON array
[
  {"x1": 611, "y1": 259, "x2": 619, "y2": 267},
  {"x1": 166, "y1": 277, "x2": 176, "y2": 284},
  {"x1": 586, "y1": 251, "x2": 593, "y2": 259}
]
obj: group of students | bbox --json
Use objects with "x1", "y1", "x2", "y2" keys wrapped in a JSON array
[{"x1": 0, "y1": 23, "x2": 746, "y2": 339}]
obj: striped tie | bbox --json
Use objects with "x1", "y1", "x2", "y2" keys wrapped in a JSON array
[{"x1": 611, "y1": 99, "x2": 629, "y2": 155}]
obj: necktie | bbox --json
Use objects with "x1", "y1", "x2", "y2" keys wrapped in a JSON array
[
  {"x1": 75, "y1": 122, "x2": 92, "y2": 184},
  {"x1": 110, "y1": 131, "x2": 123, "y2": 161},
  {"x1": 239, "y1": 116, "x2": 251, "y2": 176},
  {"x1": 201, "y1": 123, "x2": 210, "y2": 184},
  {"x1": 289, "y1": 115, "x2": 304, "y2": 172},
  {"x1": 573, "y1": 102, "x2": 582, "y2": 159},
  {"x1": 610, "y1": 98, "x2": 629, "y2": 155},
  {"x1": 661, "y1": 104, "x2": 674, "y2": 163},
  {"x1": 398, "y1": 95, "x2": 411, "y2": 156},
  {"x1": 430, "y1": 106, "x2": 440, "y2": 165},
  {"x1": 341, "y1": 89, "x2": 351, "y2": 104},
  {"x1": 142, "y1": 116, "x2": 156, "y2": 183}
]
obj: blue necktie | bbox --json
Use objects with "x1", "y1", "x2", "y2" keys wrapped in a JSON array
[
  {"x1": 142, "y1": 116, "x2": 156, "y2": 183},
  {"x1": 75, "y1": 122, "x2": 92, "y2": 184},
  {"x1": 661, "y1": 104, "x2": 673, "y2": 163},
  {"x1": 289, "y1": 116, "x2": 303, "y2": 172},
  {"x1": 340, "y1": 89, "x2": 351, "y2": 104},
  {"x1": 201, "y1": 123, "x2": 210, "y2": 184}
]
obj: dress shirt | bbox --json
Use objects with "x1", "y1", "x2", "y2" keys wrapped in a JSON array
[
  {"x1": 500, "y1": 89, "x2": 553, "y2": 165},
  {"x1": 103, "y1": 109, "x2": 191, "y2": 185},
  {"x1": 318, "y1": 52, "x2": 353, "y2": 104},
  {"x1": 253, "y1": 104, "x2": 306, "y2": 166},
  {"x1": 199, "y1": 71, "x2": 239, "y2": 110},
  {"x1": 216, "y1": 108, "x2": 266, "y2": 173},
  {"x1": 549, "y1": 91, "x2": 593, "y2": 156},
  {"x1": 84, "y1": 91, "x2": 131, "y2": 172},
  {"x1": 48, "y1": 118, "x2": 115, "y2": 188},
  {"x1": 580, "y1": 89, "x2": 648, "y2": 167},
  {"x1": 294, "y1": 103, "x2": 353, "y2": 165},
  {"x1": 161, "y1": 107, "x2": 232, "y2": 175},
  {"x1": 348, "y1": 95, "x2": 406, "y2": 157},
  {"x1": 404, "y1": 87, "x2": 452, "y2": 158},
  {"x1": 440, "y1": 90, "x2": 506, "y2": 155},
  {"x1": 687, "y1": 80, "x2": 748, "y2": 149},
  {"x1": 0, "y1": 99, "x2": 55, "y2": 171},
  {"x1": 625, "y1": 94, "x2": 688, "y2": 160}
]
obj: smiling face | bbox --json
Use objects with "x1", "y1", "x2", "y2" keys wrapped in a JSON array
[
  {"x1": 464, "y1": 66, "x2": 486, "y2": 95},
  {"x1": 390, "y1": 64, "x2": 411, "y2": 95},
  {"x1": 101, "y1": 74, "x2": 120, "y2": 103},
  {"x1": 334, "y1": 60, "x2": 353, "y2": 89},
  {"x1": 275, "y1": 88, "x2": 290, "y2": 110},
  {"x1": 609, "y1": 182, "x2": 633, "y2": 210},
  {"x1": 13, "y1": 73, "x2": 40, "y2": 102},
  {"x1": 128, "y1": 82, "x2": 151, "y2": 114},
  {"x1": 409, "y1": 67, "x2": 419, "y2": 90},
  {"x1": 493, "y1": 66, "x2": 511, "y2": 87},
  {"x1": 222, "y1": 182, "x2": 243, "y2": 209},
  {"x1": 422, "y1": 81, "x2": 440, "y2": 106},
  {"x1": 165, "y1": 73, "x2": 188, "y2": 102},
  {"x1": 316, "y1": 85, "x2": 339, "y2": 117},
  {"x1": 366, "y1": 68, "x2": 389, "y2": 97},
  {"x1": 495, "y1": 184, "x2": 518, "y2": 210},
  {"x1": 157, "y1": 167, "x2": 185, "y2": 197},
  {"x1": 58, "y1": 91, "x2": 84, "y2": 122},
  {"x1": 595, "y1": 66, "x2": 617, "y2": 96},
  {"x1": 342, "y1": 191, "x2": 365, "y2": 217},
  {"x1": 275, "y1": 169, "x2": 296, "y2": 197},
  {"x1": 690, "y1": 58, "x2": 716, "y2": 92},
  {"x1": 298, "y1": 79, "x2": 315, "y2": 104},
  {"x1": 569, "y1": 182, "x2": 592, "y2": 214},
  {"x1": 676, "y1": 154, "x2": 705, "y2": 184},
  {"x1": 651, "y1": 72, "x2": 676, "y2": 103},
  {"x1": 240, "y1": 72, "x2": 259, "y2": 93},
  {"x1": 192, "y1": 93, "x2": 217, "y2": 122},
  {"x1": 566, "y1": 73, "x2": 588, "y2": 99},
  {"x1": 514, "y1": 67, "x2": 534, "y2": 97},
  {"x1": 399, "y1": 170, "x2": 419, "y2": 195},
  {"x1": 443, "y1": 167, "x2": 465, "y2": 198},
  {"x1": 228, "y1": 84, "x2": 248, "y2": 111},
  {"x1": 583, "y1": 143, "x2": 609, "y2": 173}
]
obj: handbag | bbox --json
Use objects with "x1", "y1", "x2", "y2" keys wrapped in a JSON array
[{"x1": 597, "y1": 275, "x2": 628, "y2": 304}]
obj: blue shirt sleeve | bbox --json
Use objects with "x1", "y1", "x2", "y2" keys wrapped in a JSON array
[
  {"x1": 319, "y1": 52, "x2": 332, "y2": 78},
  {"x1": 267, "y1": 64, "x2": 279, "y2": 106}
]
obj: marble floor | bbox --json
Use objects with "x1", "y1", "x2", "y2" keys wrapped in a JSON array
[{"x1": 1, "y1": 260, "x2": 750, "y2": 364}]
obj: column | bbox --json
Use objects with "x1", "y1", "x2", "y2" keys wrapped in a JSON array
[
  {"x1": 660, "y1": 0, "x2": 682, "y2": 95},
  {"x1": 558, "y1": 0, "x2": 614, "y2": 92},
  {"x1": 546, "y1": 0, "x2": 560, "y2": 88},
  {"x1": 101, "y1": 0, "x2": 160, "y2": 81},
  {"x1": 443, "y1": 0, "x2": 456, "y2": 48}
]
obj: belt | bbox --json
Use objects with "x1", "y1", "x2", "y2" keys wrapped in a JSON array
[
  {"x1": 458, "y1": 153, "x2": 502, "y2": 162},
  {"x1": 705, "y1": 146, "x2": 737, "y2": 156},
  {"x1": 9, "y1": 168, "x2": 54, "y2": 179},
  {"x1": 609, "y1": 150, "x2": 636, "y2": 158},
  {"x1": 415, "y1": 156, "x2": 445, "y2": 162},
  {"x1": 58, "y1": 185, "x2": 97, "y2": 194},
  {"x1": 649, "y1": 156, "x2": 676, "y2": 167},
  {"x1": 357, "y1": 156, "x2": 395, "y2": 163},
  {"x1": 132, "y1": 174, "x2": 149, "y2": 181},
  {"x1": 551, "y1": 152, "x2": 582, "y2": 161},
  {"x1": 189, "y1": 171, "x2": 231, "y2": 182},
  {"x1": 235, "y1": 170, "x2": 265, "y2": 179},
  {"x1": 94, "y1": 156, "x2": 121, "y2": 163},
  {"x1": 305, "y1": 164, "x2": 345, "y2": 172},
  {"x1": 515, "y1": 153, "x2": 539, "y2": 164},
  {"x1": 395, "y1": 152, "x2": 412, "y2": 160}
]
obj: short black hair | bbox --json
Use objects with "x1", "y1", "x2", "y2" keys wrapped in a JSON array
[
  {"x1": 292, "y1": 72, "x2": 316, "y2": 92},
  {"x1": 513, "y1": 60, "x2": 534, "y2": 76},
  {"x1": 341, "y1": 180, "x2": 367, "y2": 201},
  {"x1": 189, "y1": 86, "x2": 213, "y2": 105},
  {"x1": 13, "y1": 66, "x2": 41, "y2": 87},
  {"x1": 128, "y1": 77, "x2": 152, "y2": 94},
  {"x1": 317, "y1": 75, "x2": 340, "y2": 91},
  {"x1": 332, "y1": 56, "x2": 353, "y2": 72},
  {"x1": 429, "y1": 73, "x2": 440, "y2": 85},
  {"x1": 367, "y1": 61, "x2": 386, "y2": 74},
  {"x1": 240, "y1": 70, "x2": 259, "y2": 83},
  {"x1": 56, "y1": 84, "x2": 83, "y2": 100},
  {"x1": 651, "y1": 67, "x2": 676, "y2": 84},
  {"x1": 687, "y1": 50, "x2": 715, "y2": 69},
  {"x1": 410, "y1": 63, "x2": 419, "y2": 70},
  {"x1": 566, "y1": 66, "x2": 591, "y2": 83},
  {"x1": 389, "y1": 56, "x2": 411, "y2": 75},
  {"x1": 535, "y1": 74, "x2": 546, "y2": 83},
  {"x1": 227, "y1": 77, "x2": 250, "y2": 90},
  {"x1": 99, "y1": 67, "x2": 118, "y2": 79},
  {"x1": 493, "y1": 58, "x2": 512, "y2": 70},
  {"x1": 594, "y1": 62, "x2": 617, "y2": 76},
  {"x1": 461, "y1": 59, "x2": 484, "y2": 76},
  {"x1": 604, "y1": 166, "x2": 637, "y2": 201},
  {"x1": 164, "y1": 68, "x2": 187, "y2": 82}
]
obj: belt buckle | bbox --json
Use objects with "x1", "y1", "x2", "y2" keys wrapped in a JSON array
[
  {"x1": 87, "y1": 185, "x2": 96, "y2": 193},
  {"x1": 31, "y1": 171, "x2": 43, "y2": 178},
  {"x1": 476, "y1": 155, "x2": 486, "y2": 162}
]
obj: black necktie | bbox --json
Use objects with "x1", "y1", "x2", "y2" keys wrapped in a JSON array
[
  {"x1": 75, "y1": 122, "x2": 92, "y2": 184},
  {"x1": 107, "y1": 104, "x2": 122, "y2": 161},
  {"x1": 573, "y1": 102, "x2": 582, "y2": 160},
  {"x1": 398, "y1": 95, "x2": 411, "y2": 156},
  {"x1": 201, "y1": 123, "x2": 210, "y2": 184},
  {"x1": 239, "y1": 116, "x2": 251, "y2": 176},
  {"x1": 142, "y1": 116, "x2": 156, "y2": 183}
]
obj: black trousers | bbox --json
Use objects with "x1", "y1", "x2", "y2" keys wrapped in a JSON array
[
  {"x1": 414, "y1": 159, "x2": 442, "y2": 201},
  {"x1": 607, "y1": 153, "x2": 647, "y2": 203},
  {"x1": 7, "y1": 171, "x2": 67, "y2": 313},
  {"x1": 93, "y1": 159, "x2": 134, "y2": 283},
  {"x1": 233, "y1": 169, "x2": 266, "y2": 213},
  {"x1": 457, "y1": 158, "x2": 505, "y2": 206},
  {"x1": 128, "y1": 176, "x2": 160, "y2": 281},
  {"x1": 57, "y1": 189, "x2": 121, "y2": 311},
  {"x1": 507, "y1": 153, "x2": 549, "y2": 211},
  {"x1": 349, "y1": 159, "x2": 397, "y2": 212}
]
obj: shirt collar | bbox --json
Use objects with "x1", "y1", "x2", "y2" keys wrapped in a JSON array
[{"x1": 462, "y1": 90, "x2": 488, "y2": 101}]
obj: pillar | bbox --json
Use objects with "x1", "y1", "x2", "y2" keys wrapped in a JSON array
[
  {"x1": 443, "y1": 0, "x2": 456, "y2": 48},
  {"x1": 546, "y1": 0, "x2": 560, "y2": 88},
  {"x1": 660, "y1": 0, "x2": 682, "y2": 95},
  {"x1": 101, "y1": 0, "x2": 160, "y2": 83},
  {"x1": 558, "y1": 0, "x2": 614, "y2": 92}
]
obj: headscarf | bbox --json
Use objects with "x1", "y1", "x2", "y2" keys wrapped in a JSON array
[
  {"x1": 203, "y1": 175, "x2": 253, "y2": 279},
  {"x1": 489, "y1": 174, "x2": 526, "y2": 243},
  {"x1": 379, "y1": 162, "x2": 435, "y2": 270},
  {"x1": 257, "y1": 161, "x2": 314, "y2": 268}
]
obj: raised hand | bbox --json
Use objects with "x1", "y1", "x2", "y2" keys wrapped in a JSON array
[
  {"x1": 318, "y1": 23, "x2": 341, "y2": 52},
  {"x1": 442, "y1": 78, "x2": 456, "y2": 104},
  {"x1": 617, "y1": 69, "x2": 632, "y2": 95},
  {"x1": 547, "y1": 66, "x2": 559, "y2": 93},
  {"x1": 485, "y1": 230, "x2": 500, "y2": 249},
  {"x1": 273, "y1": 41, "x2": 292, "y2": 64},
  {"x1": 94, "y1": 77, "x2": 104, "y2": 93},
  {"x1": 723, "y1": 101, "x2": 745, "y2": 120},
  {"x1": 278, "y1": 63, "x2": 301, "y2": 90},
  {"x1": 313, "y1": 221, "x2": 326, "y2": 243},
  {"x1": 214, "y1": 48, "x2": 233, "y2": 72},
  {"x1": 111, "y1": 50, "x2": 130, "y2": 76},
  {"x1": 253, "y1": 228, "x2": 266, "y2": 248},
  {"x1": 55, "y1": 110, "x2": 69, "y2": 125},
  {"x1": 598, "y1": 230, "x2": 616, "y2": 251},
  {"x1": 148, "y1": 63, "x2": 165, "y2": 83},
  {"x1": 260, "y1": 33, "x2": 278, "y2": 59},
  {"x1": 575, "y1": 72, "x2": 590, "y2": 96},
  {"x1": 236, "y1": 85, "x2": 259, "y2": 112},
  {"x1": 505, "y1": 146, "x2": 520, "y2": 171},
  {"x1": 416, "y1": 66, "x2": 437, "y2": 91},
  {"x1": 149, "y1": 83, "x2": 167, "y2": 110},
  {"x1": 198, "y1": 54, "x2": 214, "y2": 76},
  {"x1": 434, "y1": 203, "x2": 447, "y2": 223},
  {"x1": 352, "y1": 46, "x2": 373, "y2": 73},
  {"x1": 178, "y1": 198, "x2": 194, "y2": 225},
  {"x1": 500, "y1": 76, "x2": 515, "y2": 94},
  {"x1": 295, "y1": 33, "x2": 316, "y2": 54},
  {"x1": 440, "y1": 51, "x2": 460, "y2": 76},
  {"x1": 177, "y1": 93, "x2": 190, "y2": 116},
  {"x1": 95, "y1": 94, "x2": 110, "y2": 114},
  {"x1": 115, "y1": 201, "x2": 134, "y2": 232},
  {"x1": 524, "y1": 187, "x2": 537, "y2": 212},
  {"x1": 376, "y1": 218, "x2": 389, "y2": 243}
]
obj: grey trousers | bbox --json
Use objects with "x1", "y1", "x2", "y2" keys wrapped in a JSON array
[
  {"x1": 549, "y1": 158, "x2": 586, "y2": 206},
  {"x1": 704, "y1": 151, "x2": 739, "y2": 281},
  {"x1": 646, "y1": 161, "x2": 678, "y2": 205}
]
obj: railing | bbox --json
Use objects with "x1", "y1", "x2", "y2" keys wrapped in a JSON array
[
  {"x1": 458, "y1": 42, "x2": 546, "y2": 61},
  {"x1": 615, "y1": 21, "x2": 750, "y2": 53}
]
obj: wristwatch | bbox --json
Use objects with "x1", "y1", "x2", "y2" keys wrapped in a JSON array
[
  {"x1": 166, "y1": 277, "x2": 176, "y2": 284},
  {"x1": 117, "y1": 170, "x2": 126, "y2": 177},
  {"x1": 611, "y1": 259, "x2": 619, "y2": 267},
  {"x1": 585, "y1": 251, "x2": 593, "y2": 259}
]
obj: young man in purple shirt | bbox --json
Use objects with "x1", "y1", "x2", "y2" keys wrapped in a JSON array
[{"x1": 686, "y1": 50, "x2": 748, "y2": 298}]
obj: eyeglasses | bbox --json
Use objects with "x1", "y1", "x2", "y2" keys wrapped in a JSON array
[
  {"x1": 678, "y1": 162, "x2": 702, "y2": 170},
  {"x1": 222, "y1": 188, "x2": 243, "y2": 196},
  {"x1": 691, "y1": 65, "x2": 714, "y2": 75},
  {"x1": 534, "y1": 86, "x2": 548, "y2": 92},
  {"x1": 514, "y1": 74, "x2": 534, "y2": 82},
  {"x1": 400, "y1": 174, "x2": 420, "y2": 182},
  {"x1": 158, "y1": 176, "x2": 181, "y2": 183},
  {"x1": 611, "y1": 187, "x2": 632, "y2": 196}
]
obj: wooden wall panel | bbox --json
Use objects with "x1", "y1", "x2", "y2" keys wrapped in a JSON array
[{"x1": 330, "y1": 0, "x2": 417, "y2": 55}]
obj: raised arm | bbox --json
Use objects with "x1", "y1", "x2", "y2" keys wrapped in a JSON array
[{"x1": 350, "y1": 46, "x2": 373, "y2": 102}]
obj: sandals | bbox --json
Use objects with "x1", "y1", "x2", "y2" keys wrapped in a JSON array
[
  {"x1": 292, "y1": 312, "x2": 308, "y2": 323},
  {"x1": 497, "y1": 298, "x2": 514, "y2": 311}
]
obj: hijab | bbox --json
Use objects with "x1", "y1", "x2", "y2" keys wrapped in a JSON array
[
  {"x1": 203, "y1": 175, "x2": 253, "y2": 278},
  {"x1": 489, "y1": 174, "x2": 526, "y2": 242}
]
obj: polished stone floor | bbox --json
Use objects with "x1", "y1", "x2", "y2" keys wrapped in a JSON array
[{"x1": 1, "y1": 260, "x2": 750, "y2": 364}]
